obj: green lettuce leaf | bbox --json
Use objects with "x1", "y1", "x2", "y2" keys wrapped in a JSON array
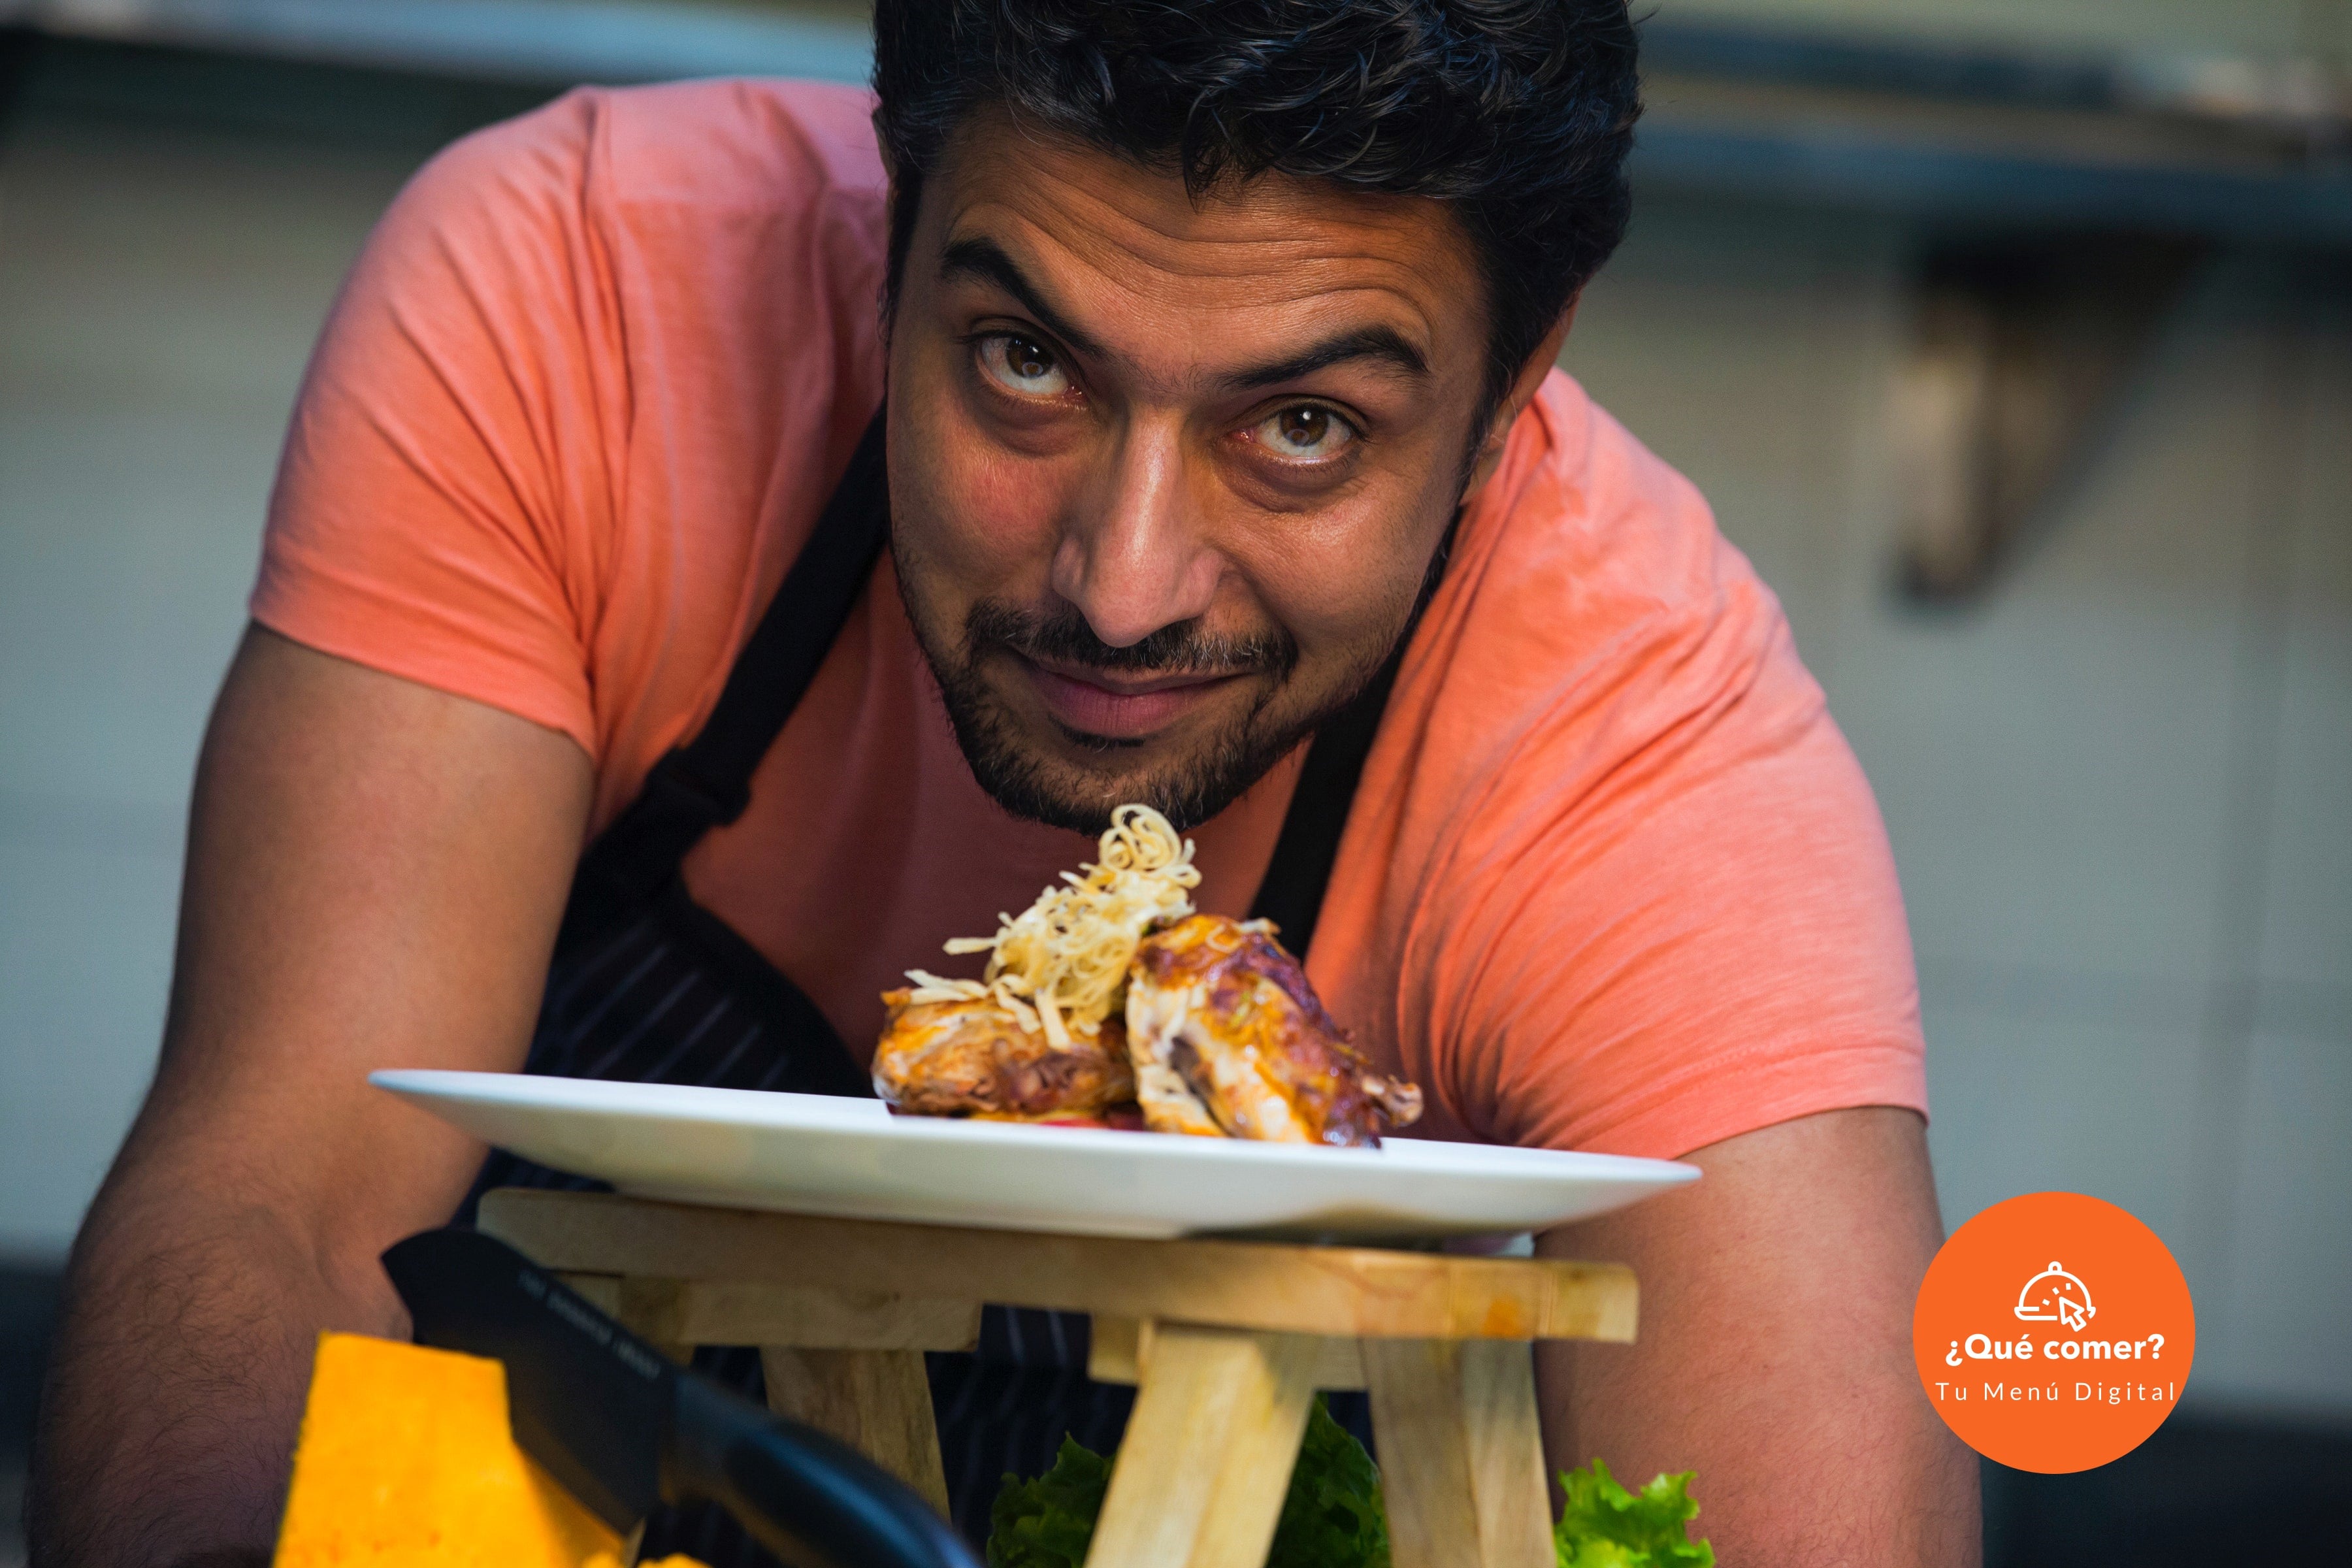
[
  {"x1": 986, "y1": 1435, "x2": 1112, "y2": 1568},
  {"x1": 1268, "y1": 1397, "x2": 1391, "y2": 1568},
  {"x1": 985, "y1": 1397, "x2": 1390, "y2": 1568},
  {"x1": 986, "y1": 1415, "x2": 1714, "y2": 1568},
  {"x1": 1552, "y1": 1460, "x2": 1714, "y2": 1567}
]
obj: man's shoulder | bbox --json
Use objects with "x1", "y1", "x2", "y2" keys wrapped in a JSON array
[
  {"x1": 1334, "y1": 374, "x2": 1911, "y2": 1156},
  {"x1": 414, "y1": 78, "x2": 887, "y2": 261},
  {"x1": 582, "y1": 77, "x2": 888, "y2": 216},
  {"x1": 1436, "y1": 369, "x2": 1791, "y2": 732},
  {"x1": 1370, "y1": 366, "x2": 1833, "y2": 902},
  {"x1": 269, "y1": 78, "x2": 891, "y2": 798},
  {"x1": 1492, "y1": 370, "x2": 1732, "y2": 612}
]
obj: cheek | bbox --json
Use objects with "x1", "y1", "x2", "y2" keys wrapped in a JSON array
[
  {"x1": 889, "y1": 342, "x2": 1071, "y2": 595},
  {"x1": 1217, "y1": 483, "x2": 1446, "y2": 662}
]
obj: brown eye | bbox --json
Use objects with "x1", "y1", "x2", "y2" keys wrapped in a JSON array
[
  {"x1": 1006, "y1": 337, "x2": 1052, "y2": 378},
  {"x1": 1254, "y1": 403, "x2": 1356, "y2": 459},
  {"x1": 977, "y1": 333, "x2": 1071, "y2": 396}
]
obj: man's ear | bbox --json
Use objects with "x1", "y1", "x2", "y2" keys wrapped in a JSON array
[{"x1": 1462, "y1": 297, "x2": 1580, "y2": 500}]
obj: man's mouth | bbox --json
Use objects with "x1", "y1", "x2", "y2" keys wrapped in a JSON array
[{"x1": 1014, "y1": 653, "x2": 1250, "y2": 741}]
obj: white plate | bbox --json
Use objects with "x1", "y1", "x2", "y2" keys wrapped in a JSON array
[{"x1": 372, "y1": 1070, "x2": 1699, "y2": 1242}]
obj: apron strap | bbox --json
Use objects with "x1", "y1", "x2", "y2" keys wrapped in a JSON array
[
  {"x1": 1245, "y1": 646, "x2": 1399, "y2": 959},
  {"x1": 558, "y1": 408, "x2": 890, "y2": 953},
  {"x1": 1247, "y1": 511, "x2": 1458, "y2": 958}
]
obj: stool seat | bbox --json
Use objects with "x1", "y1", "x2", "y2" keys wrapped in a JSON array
[{"x1": 478, "y1": 1187, "x2": 1639, "y2": 1568}]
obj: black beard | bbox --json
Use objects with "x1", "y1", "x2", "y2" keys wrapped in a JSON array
[{"x1": 898, "y1": 582, "x2": 1388, "y2": 834}]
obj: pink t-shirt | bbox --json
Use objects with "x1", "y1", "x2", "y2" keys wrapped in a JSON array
[{"x1": 254, "y1": 79, "x2": 1926, "y2": 1158}]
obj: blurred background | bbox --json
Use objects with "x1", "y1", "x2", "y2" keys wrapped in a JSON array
[{"x1": 0, "y1": 1, "x2": 2345, "y2": 1561}]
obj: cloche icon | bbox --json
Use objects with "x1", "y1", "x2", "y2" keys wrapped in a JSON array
[{"x1": 2014, "y1": 1260, "x2": 2096, "y2": 1330}]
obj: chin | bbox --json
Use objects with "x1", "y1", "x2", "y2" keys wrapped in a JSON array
[
  {"x1": 893, "y1": 554, "x2": 1376, "y2": 832},
  {"x1": 943, "y1": 687, "x2": 1303, "y2": 834}
]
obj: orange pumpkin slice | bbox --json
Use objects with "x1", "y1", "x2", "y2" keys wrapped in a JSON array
[{"x1": 273, "y1": 1331, "x2": 666, "y2": 1567}]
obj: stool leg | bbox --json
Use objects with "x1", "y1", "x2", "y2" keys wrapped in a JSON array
[
  {"x1": 759, "y1": 1347, "x2": 951, "y2": 1518},
  {"x1": 1362, "y1": 1339, "x2": 1550, "y2": 1568},
  {"x1": 1084, "y1": 1323, "x2": 1320, "y2": 1568}
]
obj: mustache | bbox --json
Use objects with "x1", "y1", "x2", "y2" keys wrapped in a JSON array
[{"x1": 964, "y1": 601, "x2": 1298, "y2": 681}]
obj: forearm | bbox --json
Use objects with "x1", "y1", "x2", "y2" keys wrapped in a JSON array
[
  {"x1": 27, "y1": 632, "x2": 591, "y2": 1565},
  {"x1": 29, "y1": 1143, "x2": 405, "y2": 1568},
  {"x1": 1536, "y1": 1108, "x2": 1980, "y2": 1565}
]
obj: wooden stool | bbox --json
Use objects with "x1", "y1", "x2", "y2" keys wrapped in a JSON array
[{"x1": 478, "y1": 1188, "x2": 1638, "y2": 1568}]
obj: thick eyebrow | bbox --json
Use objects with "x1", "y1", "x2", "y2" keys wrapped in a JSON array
[
  {"x1": 939, "y1": 233, "x2": 1431, "y2": 389},
  {"x1": 1220, "y1": 325, "x2": 1430, "y2": 390},
  {"x1": 939, "y1": 236, "x2": 1109, "y2": 361}
]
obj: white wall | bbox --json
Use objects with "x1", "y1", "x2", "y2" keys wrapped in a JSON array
[
  {"x1": 0, "y1": 108, "x2": 420, "y2": 1258},
  {"x1": 0, "y1": 86, "x2": 2344, "y2": 1414},
  {"x1": 1567, "y1": 198, "x2": 2352, "y2": 1417}
]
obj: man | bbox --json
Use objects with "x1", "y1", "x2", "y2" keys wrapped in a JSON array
[{"x1": 31, "y1": 1, "x2": 1977, "y2": 1563}]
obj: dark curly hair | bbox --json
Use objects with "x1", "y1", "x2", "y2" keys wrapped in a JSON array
[{"x1": 872, "y1": 0, "x2": 1642, "y2": 425}]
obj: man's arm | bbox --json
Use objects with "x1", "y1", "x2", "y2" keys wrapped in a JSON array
[
  {"x1": 1537, "y1": 1106, "x2": 1980, "y2": 1565},
  {"x1": 29, "y1": 626, "x2": 595, "y2": 1568}
]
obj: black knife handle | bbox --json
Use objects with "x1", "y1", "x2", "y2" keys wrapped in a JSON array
[{"x1": 664, "y1": 1375, "x2": 979, "y2": 1568}]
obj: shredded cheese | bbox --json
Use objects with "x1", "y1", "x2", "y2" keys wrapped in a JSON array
[{"x1": 902, "y1": 804, "x2": 1199, "y2": 1048}]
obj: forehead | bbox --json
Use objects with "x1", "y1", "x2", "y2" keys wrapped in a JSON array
[{"x1": 921, "y1": 113, "x2": 1487, "y2": 375}]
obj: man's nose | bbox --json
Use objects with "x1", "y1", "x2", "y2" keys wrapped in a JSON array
[{"x1": 1048, "y1": 418, "x2": 1220, "y2": 649}]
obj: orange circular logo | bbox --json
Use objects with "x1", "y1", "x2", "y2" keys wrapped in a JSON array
[{"x1": 1913, "y1": 1191, "x2": 2194, "y2": 1473}]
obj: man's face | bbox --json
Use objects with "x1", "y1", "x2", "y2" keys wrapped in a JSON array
[{"x1": 887, "y1": 114, "x2": 1494, "y2": 831}]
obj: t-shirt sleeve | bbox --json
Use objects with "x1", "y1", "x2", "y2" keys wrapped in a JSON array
[
  {"x1": 252, "y1": 91, "x2": 618, "y2": 757},
  {"x1": 1401, "y1": 455, "x2": 1927, "y2": 1161}
]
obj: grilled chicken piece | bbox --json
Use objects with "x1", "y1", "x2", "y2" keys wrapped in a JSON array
[
  {"x1": 873, "y1": 990, "x2": 1137, "y2": 1121},
  {"x1": 1124, "y1": 914, "x2": 1424, "y2": 1147}
]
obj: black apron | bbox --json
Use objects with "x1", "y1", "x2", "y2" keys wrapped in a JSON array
[{"x1": 460, "y1": 408, "x2": 1403, "y2": 1560}]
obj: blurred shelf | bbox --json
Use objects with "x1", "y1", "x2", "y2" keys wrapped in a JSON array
[
  {"x1": 1637, "y1": 72, "x2": 2352, "y2": 245},
  {"x1": 1637, "y1": 20, "x2": 2352, "y2": 245}
]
